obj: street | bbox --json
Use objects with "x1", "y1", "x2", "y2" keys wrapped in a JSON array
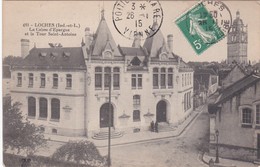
[{"x1": 99, "y1": 107, "x2": 209, "y2": 167}]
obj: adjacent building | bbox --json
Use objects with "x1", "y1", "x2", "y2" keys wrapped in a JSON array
[
  {"x1": 10, "y1": 12, "x2": 194, "y2": 138},
  {"x1": 209, "y1": 74, "x2": 260, "y2": 161}
]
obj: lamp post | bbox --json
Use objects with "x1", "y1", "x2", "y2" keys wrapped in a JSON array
[
  {"x1": 108, "y1": 72, "x2": 112, "y2": 167},
  {"x1": 215, "y1": 129, "x2": 219, "y2": 163}
]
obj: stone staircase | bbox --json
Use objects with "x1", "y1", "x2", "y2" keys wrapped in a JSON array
[
  {"x1": 92, "y1": 129, "x2": 124, "y2": 140},
  {"x1": 158, "y1": 122, "x2": 177, "y2": 132}
]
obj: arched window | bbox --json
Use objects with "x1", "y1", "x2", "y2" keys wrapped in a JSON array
[
  {"x1": 51, "y1": 98, "x2": 60, "y2": 120},
  {"x1": 104, "y1": 67, "x2": 111, "y2": 89},
  {"x1": 39, "y1": 98, "x2": 48, "y2": 118},
  {"x1": 133, "y1": 95, "x2": 141, "y2": 108},
  {"x1": 66, "y1": 74, "x2": 72, "y2": 88},
  {"x1": 153, "y1": 68, "x2": 159, "y2": 88},
  {"x1": 53, "y1": 74, "x2": 58, "y2": 88},
  {"x1": 133, "y1": 110, "x2": 140, "y2": 122},
  {"x1": 28, "y1": 97, "x2": 36, "y2": 117},
  {"x1": 168, "y1": 68, "x2": 173, "y2": 88},
  {"x1": 113, "y1": 67, "x2": 120, "y2": 89},
  {"x1": 29, "y1": 73, "x2": 33, "y2": 87},
  {"x1": 95, "y1": 67, "x2": 102, "y2": 89},
  {"x1": 17, "y1": 73, "x2": 22, "y2": 86},
  {"x1": 40, "y1": 73, "x2": 46, "y2": 87},
  {"x1": 160, "y1": 68, "x2": 166, "y2": 88}
]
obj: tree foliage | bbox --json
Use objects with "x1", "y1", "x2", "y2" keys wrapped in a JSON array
[
  {"x1": 52, "y1": 140, "x2": 107, "y2": 167},
  {"x1": 3, "y1": 55, "x2": 23, "y2": 66},
  {"x1": 3, "y1": 97, "x2": 46, "y2": 155}
]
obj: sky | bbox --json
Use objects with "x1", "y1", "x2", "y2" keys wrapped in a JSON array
[{"x1": 2, "y1": 1, "x2": 260, "y2": 63}]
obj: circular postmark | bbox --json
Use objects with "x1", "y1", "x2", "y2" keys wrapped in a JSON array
[
  {"x1": 202, "y1": 0, "x2": 232, "y2": 35},
  {"x1": 184, "y1": 0, "x2": 232, "y2": 45},
  {"x1": 112, "y1": 1, "x2": 163, "y2": 40}
]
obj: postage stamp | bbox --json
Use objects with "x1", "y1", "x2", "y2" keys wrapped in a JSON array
[
  {"x1": 175, "y1": 0, "x2": 232, "y2": 54},
  {"x1": 112, "y1": 0, "x2": 163, "y2": 40}
]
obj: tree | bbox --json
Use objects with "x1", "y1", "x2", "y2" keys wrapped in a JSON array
[
  {"x1": 3, "y1": 97, "x2": 46, "y2": 155},
  {"x1": 3, "y1": 55, "x2": 23, "y2": 66},
  {"x1": 52, "y1": 140, "x2": 107, "y2": 167}
]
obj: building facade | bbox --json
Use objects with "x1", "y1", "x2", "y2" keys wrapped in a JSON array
[
  {"x1": 10, "y1": 13, "x2": 194, "y2": 138},
  {"x1": 227, "y1": 11, "x2": 248, "y2": 64}
]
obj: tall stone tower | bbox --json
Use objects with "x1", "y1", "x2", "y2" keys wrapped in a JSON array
[{"x1": 227, "y1": 11, "x2": 248, "y2": 64}]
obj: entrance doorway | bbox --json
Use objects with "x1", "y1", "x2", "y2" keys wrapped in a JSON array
[
  {"x1": 156, "y1": 100, "x2": 167, "y2": 122},
  {"x1": 100, "y1": 103, "x2": 114, "y2": 128}
]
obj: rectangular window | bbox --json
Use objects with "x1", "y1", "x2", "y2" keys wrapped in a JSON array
[
  {"x1": 160, "y1": 74, "x2": 166, "y2": 88},
  {"x1": 104, "y1": 67, "x2": 111, "y2": 89},
  {"x1": 66, "y1": 74, "x2": 72, "y2": 88},
  {"x1": 40, "y1": 74, "x2": 45, "y2": 87},
  {"x1": 133, "y1": 110, "x2": 141, "y2": 122},
  {"x1": 17, "y1": 73, "x2": 22, "y2": 86},
  {"x1": 242, "y1": 108, "x2": 252, "y2": 124},
  {"x1": 29, "y1": 73, "x2": 33, "y2": 87},
  {"x1": 132, "y1": 74, "x2": 137, "y2": 89},
  {"x1": 256, "y1": 105, "x2": 260, "y2": 125},
  {"x1": 153, "y1": 68, "x2": 159, "y2": 89},
  {"x1": 182, "y1": 74, "x2": 184, "y2": 87},
  {"x1": 138, "y1": 74, "x2": 142, "y2": 88},
  {"x1": 168, "y1": 74, "x2": 173, "y2": 87},
  {"x1": 113, "y1": 67, "x2": 120, "y2": 89},
  {"x1": 95, "y1": 67, "x2": 102, "y2": 89},
  {"x1": 53, "y1": 74, "x2": 58, "y2": 88},
  {"x1": 153, "y1": 74, "x2": 159, "y2": 88}
]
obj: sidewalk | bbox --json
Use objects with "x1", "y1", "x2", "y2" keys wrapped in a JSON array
[
  {"x1": 202, "y1": 152, "x2": 257, "y2": 167},
  {"x1": 45, "y1": 105, "x2": 205, "y2": 148}
]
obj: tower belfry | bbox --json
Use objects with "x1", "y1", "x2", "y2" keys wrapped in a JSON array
[{"x1": 227, "y1": 11, "x2": 248, "y2": 64}]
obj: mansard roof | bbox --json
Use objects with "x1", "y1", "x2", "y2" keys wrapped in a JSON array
[
  {"x1": 143, "y1": 22, "x2": 167, "y2": 57},
  {"x1": 215, "y1": 74, "x2": 260, "y2": 105},
  {"x1": 12, "y1": 47, "x2": 86, "y2": 70},
  {"x1": 91, "y1": 17, "x2": 121, "y2": 57},
  {"x1": 119, "y1": 46, "x2": 147, "y2": 56}
]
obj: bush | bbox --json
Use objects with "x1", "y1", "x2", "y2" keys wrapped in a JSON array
[{"x1": 52, "y1": 140, "x2": 107, "y2": 167}]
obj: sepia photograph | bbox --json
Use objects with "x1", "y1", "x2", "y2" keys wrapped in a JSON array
[{"x1": 2, "y1": 0, "x2": 260, "y2": 167}]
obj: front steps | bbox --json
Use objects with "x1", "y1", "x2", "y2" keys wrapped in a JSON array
[
  {"x1": 92, "y1": 129, "x2": 124, "y2": 140},
  {"x1": 158, "y1": 122, "x2": 177, "y2": 132}
]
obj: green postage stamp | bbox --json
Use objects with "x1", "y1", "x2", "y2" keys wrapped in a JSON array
[{"x1": 175, "y1": 1, "x2": 232, "y2": 54}]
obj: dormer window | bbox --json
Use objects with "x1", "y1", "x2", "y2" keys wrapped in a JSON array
[
  {"x1": 63, "y1": 52, "x2": 71, "y2": 59},
  {"x1": 50, "y1": 52, "x2": 58, "y2": 60},
  {"x1": 102, "y1": 50, "x2": 113, "y2": 59},
  {"x1": 39, "y1": 52, "x2": 47, "y2": 57}
]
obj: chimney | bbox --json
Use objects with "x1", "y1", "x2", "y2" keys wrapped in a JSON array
[
  {"x1": 167, "y1": 34, "x2": 173, "y2": 53},
  {"x1": 132, "y1": 34, "x2": 141, "y2": 48},
  {"x1": 85, "y1": 27, "x2": 93, "y2": 49},
  {"x1": 21, "y1": 39, "x2": 30, "y2": 58}
]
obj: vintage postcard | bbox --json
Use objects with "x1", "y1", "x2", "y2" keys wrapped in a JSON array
[{"x1": 2, "y1": 1, "x2": 260, "y2": 167}]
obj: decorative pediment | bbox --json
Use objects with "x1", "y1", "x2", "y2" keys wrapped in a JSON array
[
  {"x1": 159, "y1": 52, "x2": 168, "y2": 60},
  {"x1": 130, "y1": 56, "x2": 142, "y2": 66},
  {"x1": 102, "y1": 50, "x2": 113, "y2": 59}
]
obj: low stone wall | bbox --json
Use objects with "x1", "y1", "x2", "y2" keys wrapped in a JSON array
[{"x1": 209, "y1": 143, "x2": 256, "y2": 162}]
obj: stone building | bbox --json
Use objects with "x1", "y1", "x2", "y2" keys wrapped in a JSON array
[
  {"x1": 209, "y1": 73, "x2": 260, "y2": 161},
  {"x1": 227, "y1": 11, "x2": 248, "y2": 64},
  {"x1": 10, "y1": 12, "x2": 194, "y2": 138}
]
